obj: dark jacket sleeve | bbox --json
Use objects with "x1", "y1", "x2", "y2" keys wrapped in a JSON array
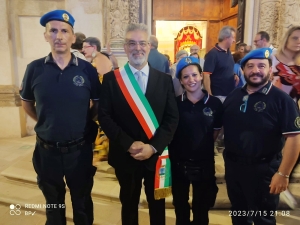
[
  {"x1": 149, "y1": 75, "x2": 179, "y2": 154},
  {"x1": 98, "y1": 73, "x2": 135, "y2": 152}
]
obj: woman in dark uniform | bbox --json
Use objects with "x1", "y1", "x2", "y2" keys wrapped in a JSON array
[{"x1": 169, "y1": 57, "x2": 223, "y2": 225}]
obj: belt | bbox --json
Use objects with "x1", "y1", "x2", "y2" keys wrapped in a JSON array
[
  {"x1": 36, "y1": 136, "x2": 85, "y2": 153},
  {"x1": 225, "y1": 151, "x2": 280, "y2": 165}
]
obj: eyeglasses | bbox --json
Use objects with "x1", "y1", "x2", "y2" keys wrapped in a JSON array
[
  {"x1": 82, "y1": 45, "x2": 93, "y2": 50},
  {"x1": 240, "y1": 95, "x2": 249, "y2": 113},
  {"x1": 253, "y1": 39, "x2": 262, "y2": 43},
  {"x1": 125, "y1": 41, "x2": 149, "y2": 49}
]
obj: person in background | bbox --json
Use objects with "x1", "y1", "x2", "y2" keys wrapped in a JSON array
[
  {"x1": 254, "y1": 31, "x2": 277, "y2": 54},
  {"x1": 190, "y1": 44, "x2": 200, "y2": 54},
  {"x1": 237, "y1": 43, "x2": 247, "y2": 53},
  {"x1": 148, "y1": 35, "x2": 170, "y2": 73},
  {"x1": 171, "y1": 50, "x2": 189, "y2": 96},
  {"x1": 164, "y1": 54, "x2": 172, "y2": 68},
  {"x1": 203, "y1": 26, "x2": 238, "y2": 153},
  {"x1": 82, "y1": 37, "x2": 113, "y2": 163},
  {"x1": 272, "y1": 25, "x2": 300, "y2": 209},
  {"x1": 169, "y1": 56, "x2": 222, "y2": 225},
  {"x1": 82, "y1": 37, "x2": 113, "y2": 83},
  {"x1": 103, "y1": 41, "x2": 119, "y2": 70},
  {"x1": 71, "y1": 32, "x2": 87, "y2": 60},
  {"x1": 232, "y1": 52, "x2": 246, "y2": 87},
  {"x1": 223, "y1": 48, "x2": 300, "y2": 225},
  {"x1": 20, "y1": 10, "x2": 100, "y2": 225},
  {"x1": 203, "y1": 26, "x2": 239, "y2": 103},
  {"x1": 190, "y1": 52, "x2": 204, "y2": 69},
  {"x1": 244, "y1": 45, "x2": 252, "y2": 54}
]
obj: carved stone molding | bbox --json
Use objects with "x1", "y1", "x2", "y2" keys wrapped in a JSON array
[
  {"x1": 0, "y1": 85, "x2": 21, "y2": 107},
  {"x1": 257, "y1": 0, "x2": 300, "y2": 48},
  {"x1": 103, "y1": 0, "x2": 140, "y2": 49},
  {"x1": 258, "y1": 0, "x2": 281, "y2": 48},
  {"x1": 277, "y1": 0, "x2": 300, "y2": 42},
  {"x1": 129, "y1": 0, "x2": 139, "y2": 23}
]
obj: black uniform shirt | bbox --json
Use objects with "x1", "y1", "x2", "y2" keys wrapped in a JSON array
[
  {"x1": 20, "y1": 53, "x2": 101, "y2": 142},
  {"x1": 223, "y1": 81, "x2": 300, "y2": 158},
  {"x1": 169, "y1": 90, "x2": 223, "y2": 162},
  {"x1": 203, "y1": 44, "x2": 235, "y2": 96}
]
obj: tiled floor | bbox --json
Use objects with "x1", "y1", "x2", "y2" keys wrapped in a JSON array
[{"x1": 0, "y1": 136, "x2": 300, "y2": 225}]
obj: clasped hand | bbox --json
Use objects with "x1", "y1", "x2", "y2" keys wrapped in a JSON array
[{"x1": 128, "y1": 141, "x2": 154, "y2": 161}]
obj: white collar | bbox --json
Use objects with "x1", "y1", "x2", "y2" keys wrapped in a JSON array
[{"x1": 128, "y1": 63, "x2": 150, "y2": 76}]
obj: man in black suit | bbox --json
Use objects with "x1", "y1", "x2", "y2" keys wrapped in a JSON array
[{"x1": 98, "y1": 23, "x2": 179, "y2": 225}]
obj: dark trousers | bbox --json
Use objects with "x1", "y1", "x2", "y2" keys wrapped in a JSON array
[
  {"x1": 32, "y1": 141, "x2": 96, "y2": 225},
  {"x1": 224, "y1": 152, "x2": 281, "y2": 225},
  {"x1": 172, "y1": 162, "x2": 218, "y2": 225},
  {"x1": 114, "y1": 165, "x2": 165, "y2": 225}
]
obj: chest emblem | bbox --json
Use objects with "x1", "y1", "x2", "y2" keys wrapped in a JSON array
[
  {"x1": 203, "y1": 107, "x2": 213, "y2": 116},
  {"x1": 73, "y1": 75, "x2": 85, "y2": 86},
  {"x1": 295, "y1": 117, "x2": 300, "y2": 129},
  {"x1": 254, "y1": 101, "x2": 266, "y2": 112}
]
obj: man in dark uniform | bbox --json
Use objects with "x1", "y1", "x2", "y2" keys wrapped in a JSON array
[
  {"x1": 20, "y1": 10, "x2": 100, "y2": 225},
  {"x1": 223, "y1": 48, "x2": 300, "y2": 225}
]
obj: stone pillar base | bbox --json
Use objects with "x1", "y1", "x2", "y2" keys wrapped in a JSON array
[
  {"x1": 0, "y1": 106, "x2": 27, "y2": 138},
  {"x1": 0, "y1": 85, "x2": 27, "y2": 138}
]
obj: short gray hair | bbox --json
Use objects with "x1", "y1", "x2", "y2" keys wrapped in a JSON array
[
  {"x1": 218, "y1": 26, "x2": 235, "y2": 42},
  {"x1": 176, "y1": 50, "x2": 188, "y2": 60},
  {"x1": 83, "y1": 37, "x2": 101, "y2": 51},
  {"x1": 124, "y1": 23, "x2": 149, "y2": 40},
  {"x1": 149, "y1": 35, "x2": 158, "y2": 48}
]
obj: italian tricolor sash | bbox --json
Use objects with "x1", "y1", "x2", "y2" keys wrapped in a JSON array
[{"x1": 114, "y1": 63, "x2": 172, "y2": 200}]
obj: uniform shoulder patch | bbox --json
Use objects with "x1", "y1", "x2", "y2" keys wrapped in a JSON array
[{"x1": 295, "y1": 117, "x2": 300, "y2": 129}]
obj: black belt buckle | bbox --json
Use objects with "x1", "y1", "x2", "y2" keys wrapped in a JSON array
[{"x1": 60, "y1": 147, "x2": 68, "y2": 153}]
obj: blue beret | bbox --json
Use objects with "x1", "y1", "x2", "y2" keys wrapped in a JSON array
[
  {"x1": 176, "y1": 57, "x2": 200, "y2": 79},
  {"x1": 40, "y1": 10, "x2": 75, "y2": 27},
  {"x1": 240, "y1": 47, "x2": 272, "y2": 67}
]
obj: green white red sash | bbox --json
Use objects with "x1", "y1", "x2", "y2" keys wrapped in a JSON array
[{"x1": 114, "y1": 63, "x2": 172, "y2": 199}]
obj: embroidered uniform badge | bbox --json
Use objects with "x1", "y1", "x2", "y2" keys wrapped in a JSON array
[
  {"x1": 73, "y1": 75, "x2": 85, "y2": 86},
  {"x1": 295, "y1": 117, "x2": 300, "y2": 129},
  {"x1": 254, "y1": 101, "x2": 266, "y2": 112},
  {"x1": 203, "y1": 107, "x2": 213, "y2": 116}
]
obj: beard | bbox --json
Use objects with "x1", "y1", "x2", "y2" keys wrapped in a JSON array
[
  {"x1": 128, "y1": 51, "x2": 147, "y2": 66},
  {"x1": 244, "y1": 72, "x2": 271, "y2": 87}
]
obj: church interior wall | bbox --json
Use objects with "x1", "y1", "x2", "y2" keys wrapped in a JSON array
[{"x1": 1, "y1": 0, "x2": 300, "y2": 138}]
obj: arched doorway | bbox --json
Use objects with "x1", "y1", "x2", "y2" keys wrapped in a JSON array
[
  {"x1": 174, "y1": 26, "x2": 203, "y2": 61},
  {"x1": 152, "y1": 0, "x2": 245, "y2": 55}
]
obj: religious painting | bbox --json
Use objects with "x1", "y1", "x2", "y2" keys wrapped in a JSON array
[{"x1": 174, "y1": 26, "x2": 202, "y2": 62}]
